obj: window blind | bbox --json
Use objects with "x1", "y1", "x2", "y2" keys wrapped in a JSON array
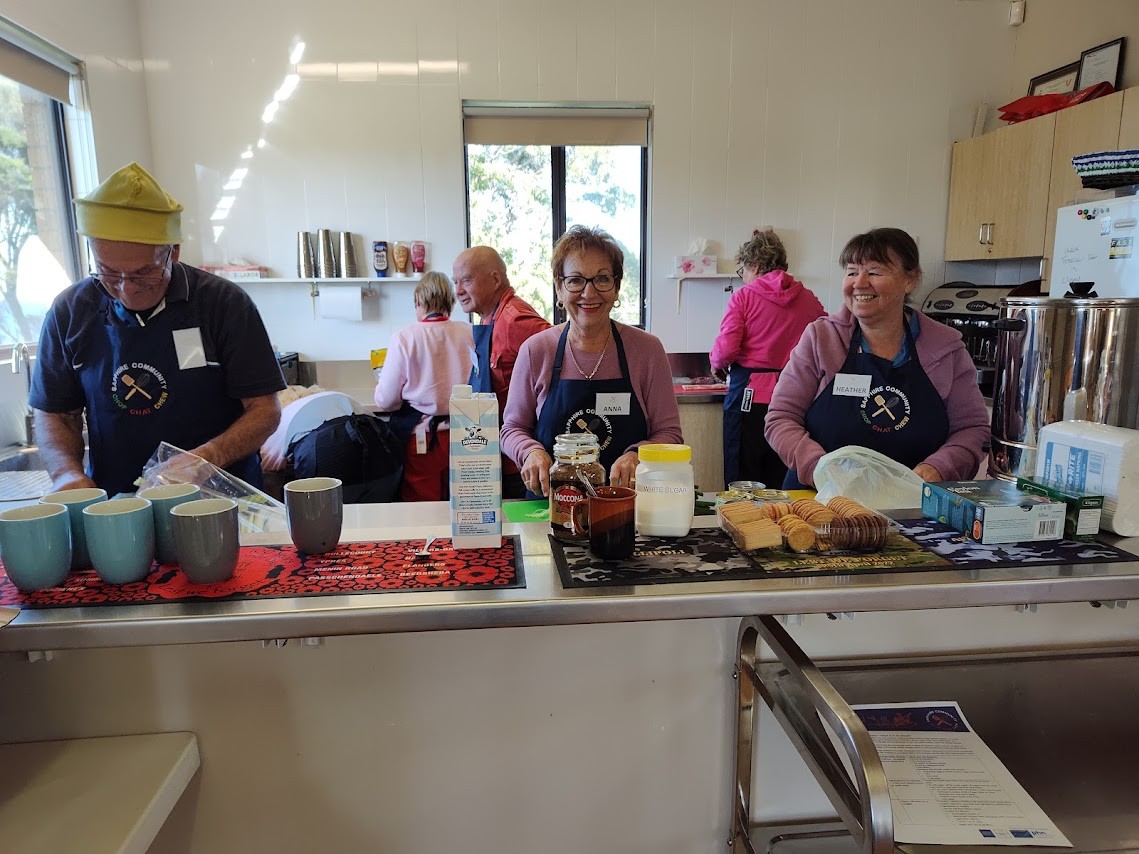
[
  {"x1": 463, "y1": 104, "x2": 650, "y2": 147},
  {"x1": 0, "y1": 17, "x2": 80, "y2": 104}
]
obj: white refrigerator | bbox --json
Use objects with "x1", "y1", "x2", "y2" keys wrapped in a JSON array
[{"x1": 1050, "y1": 198, "x2": 1139, "y2": 297}]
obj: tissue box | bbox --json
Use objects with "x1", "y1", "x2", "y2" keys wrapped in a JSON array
[
  {"x1": 671, "y1": 255, "x2": 717, "y2": 276},
  {"x1": 921, "y1": 479, "x2": 1065, "y2": 545},
  {"x1": 1015, "y1": 476, "x2": 1103, "y2": 540},
  {"x1": 1035, "y1": 421, "x2": 1139, "y2": 536}
]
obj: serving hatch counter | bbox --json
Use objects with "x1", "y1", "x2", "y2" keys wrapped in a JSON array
[
  {"x1": 3, "y1": 501, "x2": 1139, "y2": 652},
  {"x1": 2, "y1": 500, "x2": 1138, "y2": 854}
]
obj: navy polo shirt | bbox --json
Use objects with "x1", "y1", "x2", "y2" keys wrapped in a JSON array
[{"x1": 30, "y1": 263, "x2": 285, "y2": 418}]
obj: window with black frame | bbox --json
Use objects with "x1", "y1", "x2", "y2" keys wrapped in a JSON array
[
  {"x1": 463, "y1": 104, "x2": 649, "y2": 327},
  {"x1": 0, "y1": 19, "x2": 84, "y2": 346}
]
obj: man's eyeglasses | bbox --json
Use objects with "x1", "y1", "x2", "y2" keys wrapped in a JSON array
[
  {"x1": 736, "y1": 266, "x2": 746, "y2": 279},
  {"x1": 559, "y1": 274, "x2": 616, "y2": 293},
  {"x1": 92, "y1": 249, "x2": 172, "y2": 288}
]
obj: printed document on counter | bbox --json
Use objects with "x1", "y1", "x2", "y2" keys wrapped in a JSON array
[{"x1": 837, "y1": 701, "x2": 1071, "y2": 846}]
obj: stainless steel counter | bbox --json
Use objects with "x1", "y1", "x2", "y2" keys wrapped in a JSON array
[{"x1": 3, "y1": 503, "x2": 1139, "y2": 652}]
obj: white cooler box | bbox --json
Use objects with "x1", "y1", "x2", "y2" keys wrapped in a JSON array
[{"x1": 1035, "y1": 421, "x2": 1139, "y2": 536}]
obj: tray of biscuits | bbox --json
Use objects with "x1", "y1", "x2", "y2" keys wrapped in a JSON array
[{"x1": 718, "y1": 496, "x2": 892, "y2": 554}]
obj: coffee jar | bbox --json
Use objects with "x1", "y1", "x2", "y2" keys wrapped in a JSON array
[
  {"x1": 635, "y1": 444, "x2": 694, "y2": 537},
  {"x1": 548, "y1": 433, "x2": 605, "y2": 543}
]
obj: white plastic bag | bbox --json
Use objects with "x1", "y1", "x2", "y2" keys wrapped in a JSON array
[
  {"x1": 813, "y1": 446, "x2": 925, "y2": 510},
  {"x1": 137, "y1": 442, "x2": 287, "y2": 533}
]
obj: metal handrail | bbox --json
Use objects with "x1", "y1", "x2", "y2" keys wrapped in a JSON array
[{"x1": 732, "y1": 615, "x2": 895, "y2": 854}]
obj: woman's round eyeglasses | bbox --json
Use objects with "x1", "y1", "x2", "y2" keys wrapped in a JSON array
[{"x1": 559, "y1": 274, "x2": 616, "y2": 293}]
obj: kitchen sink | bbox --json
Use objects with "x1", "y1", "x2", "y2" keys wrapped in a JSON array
[{"x1": 0, "y1": 445, "x2": 87, "y2": 502}]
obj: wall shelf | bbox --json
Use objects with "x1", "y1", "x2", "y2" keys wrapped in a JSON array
[
  {"x1": 667, "y1": 273, "x2": 736, "y2": 312},
  {"x1": 250, "y1": 276, "x2": 423, "y2": 284}
]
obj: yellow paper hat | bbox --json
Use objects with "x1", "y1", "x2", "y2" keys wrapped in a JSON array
[{"x1": 74, "y1": 162, "x2": 183, "y2": 244}]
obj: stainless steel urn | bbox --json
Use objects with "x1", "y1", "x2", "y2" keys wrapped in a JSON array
[{"x1": 989, "y1": 296, "x2": 1139, "y2": 480}]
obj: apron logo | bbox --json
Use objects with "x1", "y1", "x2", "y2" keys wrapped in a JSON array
[
  {"x1": 111, "y1": 362, "x2": 170, "y2": 416},
  {"x1": 860, "y1": 385, "x2": 911, "y2": 433},
  {"x1": 565, "y1": 408, "x2": 613, "y2": 452}
]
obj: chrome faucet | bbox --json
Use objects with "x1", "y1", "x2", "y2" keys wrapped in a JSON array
[{"x1": 12, "y1": 343, "x2": 34, "y2": 446}]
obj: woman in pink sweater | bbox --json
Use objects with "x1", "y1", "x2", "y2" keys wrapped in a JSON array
[{"x1": 711, "y1": 229, "x2": 825, "y2": 488}]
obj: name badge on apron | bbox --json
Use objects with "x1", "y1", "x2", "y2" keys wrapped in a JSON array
[
  {"x1": 833, "y1": 373, "x2": 872, "y2": 398},
  {"x1": 172, "y1": 327, "x2": 207, "y2": 369},
  {"x1": 741, "y1": 388, "x2": 754, "y2": 413},
  {"x1": 595, "y1": 392, "x2": 631, "y2": 416}
]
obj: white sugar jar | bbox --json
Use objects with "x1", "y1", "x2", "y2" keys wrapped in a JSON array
[{"x1": 635, "y1": 443, "x2": 695, "y2": 537}]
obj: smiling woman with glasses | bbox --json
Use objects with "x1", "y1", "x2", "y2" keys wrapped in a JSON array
[{"x1": 500, "y1": 225, "x2": 682, "y2": 497}]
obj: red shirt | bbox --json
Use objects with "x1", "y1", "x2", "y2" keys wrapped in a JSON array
[{"x1": 486, "y1": 287, "x2": 550, "y2": 473}]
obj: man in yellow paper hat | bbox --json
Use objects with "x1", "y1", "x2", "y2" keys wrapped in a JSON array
[{"x1": 29, "y1": 162, "x2": 285, "y2": 496}]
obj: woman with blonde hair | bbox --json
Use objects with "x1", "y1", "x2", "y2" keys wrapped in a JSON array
[
  {"x1": 375, "y1": 271, "x2": 473, "y2": 500},
  {"x1": 711, "y1": 228, "x2": 825, "y2": 487}
]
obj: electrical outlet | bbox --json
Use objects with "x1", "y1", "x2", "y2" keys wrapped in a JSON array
[{"x1": 1009, "y1": 0, "x2": 1025, "y2": 26}]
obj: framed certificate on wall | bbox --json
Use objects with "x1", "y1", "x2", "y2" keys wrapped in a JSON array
[{"x1": 1076, "y1": 37, "x2": 1125, "y2": 90}]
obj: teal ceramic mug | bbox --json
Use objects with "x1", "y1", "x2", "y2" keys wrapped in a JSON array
[
  {"x1": 0, "y1": 503, "x2": 72, "y2": 591},
  {"x1": 138, "y1": 483, "x2": 201, "y2": 565},
  {"x1": 82, "y1": 497, "x2": 155, "y2": 584},
  {"x1": 41, "y1": 487, "x2": 108, "y2": 570}
]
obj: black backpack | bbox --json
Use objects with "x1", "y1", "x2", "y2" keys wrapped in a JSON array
[{"x1": 288, "y1": 413, "x2": 404, "y2": 503}]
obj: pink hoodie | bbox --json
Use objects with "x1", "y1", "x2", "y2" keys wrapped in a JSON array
[{"x1": 710, "y1": 270, "x2": 826, "y2": 402}]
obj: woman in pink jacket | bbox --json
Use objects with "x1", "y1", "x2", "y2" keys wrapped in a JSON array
[{"x1": 711, "y1": 229, "x2": 825, "y2": 488}]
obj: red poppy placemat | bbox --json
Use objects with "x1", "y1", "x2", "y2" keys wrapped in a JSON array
[{"x1": 0, "y1": 537, "x2": 522, "y2": 609}]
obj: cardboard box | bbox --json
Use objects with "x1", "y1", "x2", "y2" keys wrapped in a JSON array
[
  {"x1": 202, "y1": 265, "x2": 268, "y2": 281},
  {"x1": 1015, "y1": 476, "x2": 1103, "y2": 540},
  {"x1": 921, "y1": 480, "x2": 1066, "y2": 545},
  {"x1": 448, "y1": 384, "x2": 502, "y2": 549}
]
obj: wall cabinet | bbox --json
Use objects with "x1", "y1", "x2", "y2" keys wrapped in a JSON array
[
  {"x1": 945, "y1": 115, "x2": 1056, "y2": 260},
  {"x1": 947, "y1": 87, "x2": 1138, "y2": 267},
  {"x1": 1121, "y1": 87, "x2": 1139, "y2": 148},
  {"x1": 1042, "y1": 91, "x2": 1125, "y2": 267}
]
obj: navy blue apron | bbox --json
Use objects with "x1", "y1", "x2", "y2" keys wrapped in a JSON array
[
  {"x1": 532, "y1": 322, "x2": 648, "y2": 492},
  {"x1": 81, "y1": 297, "x2": 261, "y2": 496},
  {"x1": 782, "y1": 320, "x2": 949, "y2": 490},
  {"x1": 469, "y1": 302, "x2": 498, "y2": 393},
  {"x1": 722, "y1": 364, "x2": 781, "y2": 486}
]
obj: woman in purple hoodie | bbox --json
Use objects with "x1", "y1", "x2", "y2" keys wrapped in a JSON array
[
  {"x1": 766, "y1": 228, "x2": 989, "y2": 490},
  {"x1": 711, "y1": 229, "x2": 825, "y2": 488}
]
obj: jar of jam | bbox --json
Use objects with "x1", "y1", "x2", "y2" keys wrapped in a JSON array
[{"x1": 549, "y1": 433, "x2": 605, "y2": 543}]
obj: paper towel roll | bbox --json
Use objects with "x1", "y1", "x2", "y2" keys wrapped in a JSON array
[{"x1": 318, "y1": 287, "x2": 363, "y2": 321}]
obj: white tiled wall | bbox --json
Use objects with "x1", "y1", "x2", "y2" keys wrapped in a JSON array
[{"x1": 7, "y1": 1, "x2": 1138, "y2": 361}]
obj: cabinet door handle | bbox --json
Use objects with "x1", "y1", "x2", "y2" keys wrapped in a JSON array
[
  {"x1": 978, "y1": 223, "x2": 986, "y2": 244},
  {"x1": 985, "y1": 223, "x2": 995, "y2": 245}
]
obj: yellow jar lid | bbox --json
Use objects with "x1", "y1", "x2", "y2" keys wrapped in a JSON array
[{"x1": 638, "y1": 443, "x2": 691, "y2": 463}]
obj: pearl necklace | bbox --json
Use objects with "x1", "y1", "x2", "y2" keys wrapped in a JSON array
[{"x1": 567, "y1": 327, "x2": 612, "y2": 380}]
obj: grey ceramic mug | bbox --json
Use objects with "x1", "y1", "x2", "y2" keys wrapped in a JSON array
[
  {"x1": 138, "y1": 483, "x2": 201, "y2": 565},
  {"x1": 41, "y1": 487, "x2": 108, "y2": 570},
  {"x1": 170, "y1": 498, "x2": 240, "y2": 584},
  {"x1": 82, "y1": 497, "x2": 155, "y2": 584},
  {"x1": 0, "y1": 503, "x2": 72, "y2": 591},
  {"x1": 284, "y1": 477, "x2": 343, "y2": 555}
]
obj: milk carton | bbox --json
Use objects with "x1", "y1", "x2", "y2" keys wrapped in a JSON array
[{"x1": 448, "y1": 385, "x2": 502, "y2": 548}]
